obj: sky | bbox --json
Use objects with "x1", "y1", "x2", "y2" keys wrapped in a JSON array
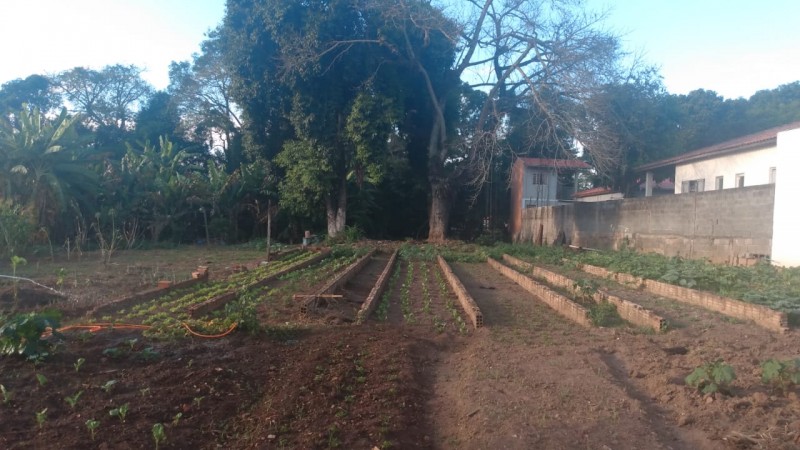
[{"x1": 1, "y1": 0, "x2": 798, "y2": 99}]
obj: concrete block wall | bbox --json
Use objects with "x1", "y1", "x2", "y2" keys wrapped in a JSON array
[
  {"x1": 516, "y1": 185, "x2": 775, "y2": 264},
  {"x1": 488, "y1": 257, "x2": 591, "y2": 327},
  {"x1": 437, "y1": 256, "x2": 484, "y2": 328},
  {"x1": 357, "y1": 250, "x2": 399, "y2": 323},
  {"x1": 302, "y1": 249, "x2": 376, "y2": 314},
  {"x1": 501, "y1": 254, "x2": 665, "y2": 332}
]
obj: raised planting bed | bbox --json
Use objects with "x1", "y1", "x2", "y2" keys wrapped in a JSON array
[
  {"x1": 188, "y1": 250, "x2": 331, "y2": 318},
  {"x1": 437, "y1": 255, "x2": 483, "y2": 328},
  {"x1": 105, "y1": 250, "x2": 328, "y2": 337},
  {"x1": 503, "y1": 254, "x2": 666, "y2": 333},
  {"x1": 487, "y1": 257, "x2": 591, "y2": 327},
  {"x1": 579, "y1": 263, "x2": 788, "y2": 333},
  {"x1": 90, "y1": 267, "x2": 209, "y2": 317},
  {"x1": 356, "y1": 249, "x2": 399, "y2": 323},
  {"x1": 300, "y1": 249, "x2": 376, "y2": 315}
]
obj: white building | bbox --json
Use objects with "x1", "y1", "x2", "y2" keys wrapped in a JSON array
[
  {"x1": 637, "y1": 121, "x2": 800, "y2": 266},
  {"x1": 638, "y1": 122, "x2": 800, "y2": 194}
]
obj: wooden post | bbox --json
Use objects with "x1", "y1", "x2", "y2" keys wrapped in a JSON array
[{"x1": 266, "y1": 198, "x2": 272, "y2": 262}]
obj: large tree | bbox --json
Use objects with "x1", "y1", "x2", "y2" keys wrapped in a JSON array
[
  {"x1": 55, "y1": 65, "x2": 153, "y2": 149},
  {"x1": 219, "y1": 0, "x2": 401, "y2": 237},
  {"x1": 169, "y1": 33, "x2": 245, "y2": 171},
  {"x1": 299, "y1": 0, "x2": 623, "y2": 240},
  {"x1": 0, "y1": 75, "x2": 61, "y2": 115}
]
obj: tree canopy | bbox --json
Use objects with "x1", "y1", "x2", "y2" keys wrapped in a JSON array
[{"x1": 1, "y1": 0, "x2": 799, "y2": 255}]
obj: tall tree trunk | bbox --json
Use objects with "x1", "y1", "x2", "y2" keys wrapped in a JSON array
[
  {"x1": 428, "y1": 180, "x2": 451, "y2": 242},
  {"x1": 326, "y1": 178, "x2": 347, "y2": 237}
]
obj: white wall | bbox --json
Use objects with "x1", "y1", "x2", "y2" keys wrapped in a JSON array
[
  {"x1": 771, "y1": 129, "x2": 800, "y2": 266},
  {"x1": 674, "y1": 145, "x2": 778, "y2": 193},
  {"x1": 521, "y1": 167, "x2": 558, "y2": 206},
  {"x1": 575, "y1": 192, "x2": 624, "y2": 202}
]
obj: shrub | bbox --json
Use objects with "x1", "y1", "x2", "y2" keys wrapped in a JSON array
[
  {"x1": 685, "y1": 360, "x2": 736, "y2": 394},
  {"x1": 0, "y1": 311, "x2": 63, "y2": 360},
  {"x1": 761, "y1": 358, "x2": 800, "y2": 394},
  {"x1": 588, "y1": 300, "x2": 622, "y2": 327},
  {"x1": 0, "y1": 202, "x2": 34, "y2": 258}
]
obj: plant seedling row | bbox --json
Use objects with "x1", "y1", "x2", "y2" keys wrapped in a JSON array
[{"x1": 370, "y1": 257, "x2": 471, "y2": 334}]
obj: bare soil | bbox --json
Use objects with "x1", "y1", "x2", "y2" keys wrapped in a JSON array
[{"x1": 2, "y1": 246, "x2": 799, "y2": 449}]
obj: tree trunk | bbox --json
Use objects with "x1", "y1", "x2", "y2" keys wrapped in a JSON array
[
  {"x1": 428, "y1": 180, "x2": 451, "y2": 243},
  {"x1": 326, "y1": 178, "x2": 347, "y2": 237}
]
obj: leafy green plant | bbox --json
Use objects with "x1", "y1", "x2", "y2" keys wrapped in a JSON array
[
  {"x1": 85, "y1": 419, "x2": 100, "y2": 441},
  {"x1": 35, "y1": 408, "x2": 47, "y2": 429},
  {"x1": 172, "y1": 412, "x2": 183, "y2": 426},
  {"x1": 136, "y1": 347, "x2": 161, "y2": 361},
  {"x1": 685, "y1": 360, "x2": 736, "y2": 394},
  {"x1": 761, "y1": 358, "x2": 800, "y2": 393},
  {"x1": 102, "y1": 346, "x2": 125, "y2": 359},
  {"x1": 10, "y1": 255, "x2": 27, "y2": 301},
  {"x1": 0, "y1": 311, "x2": 63, "y2": 359},
  {"x1": 126, "y1": 338, "x2": 138, "y2": 350},
  {"x1": 572, "y1": 278, "x2": 598, "y2": 302},
  {"x1": 64, "y1": 390, "x2": 83, "y2": 409},
  {"x1": 74, "y1": 357, "x2": 86, "y2": 372},
  {"x1": 100, "y1": 379, "x2": 118, "y2": 394},
  {"x1": 35, "y1": 373, "x2": 48, "y2": 386},
  {"x1": 55, "y1": 268, "x2": 67, "y2": 288},
  {"x1": 109, "y1": 403, "x2": 129, "y2": 422},
  {"x1": 152, "y1": 423, "x2": 167, "y2": 449},
  {"x1": 1, "y1": 384, "x2": 11, "y2": 404},
  {"x1": 588, "y1": 301, "x2": 622, "y2": 327}
]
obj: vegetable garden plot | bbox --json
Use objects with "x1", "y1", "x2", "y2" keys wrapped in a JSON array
[
  {"x1": 92, "y1": 250, "x2": 323, "y2": 337},
  {"x1": 368, "y1": 257, "x2": 472, "y2": 334},
  {"x1": 251, "y1": 250, "x2": 373, "y2": 326},
  {"x1": 511, "y1": 254, "x2": 780, "y2": 334},
  {"x1": 297, "y1": 251, "x2": 391, "y2": 323}
]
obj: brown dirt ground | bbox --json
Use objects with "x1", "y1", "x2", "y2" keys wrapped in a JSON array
[{"x1": 2, "y1": 246, "x2": 800, "y2": 449}]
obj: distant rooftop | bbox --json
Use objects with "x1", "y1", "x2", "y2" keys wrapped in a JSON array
[
  {"x1": 517, "y1": 157, "x2": 591, "y2": 170},
  {"x1": 573, "y1": 187, "x2": 614, "y2": 198},
  {"x1": 637, "y1": 121, "x2": 800, "y2": 172}
]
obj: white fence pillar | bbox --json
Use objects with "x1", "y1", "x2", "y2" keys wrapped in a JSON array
[{"x1": 771, "y1": 128, "x2": 800, "y2": 266}]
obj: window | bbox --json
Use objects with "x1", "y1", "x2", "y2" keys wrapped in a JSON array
[
  {"x1": 681, "y1": 179, "x2": 704, "y2": 193},
  {"x1": 531, "y1": 172, "x2": 545, "y2": 185},
  {"x1": 735, "y1": 173, "x2": 745, "y2": 188},
  {"x1": 769, "y1": 167, "x2": 776, "y2": 184},
  {"x1": 715, "y1": 176, "x2": 724, "y2": 190}
]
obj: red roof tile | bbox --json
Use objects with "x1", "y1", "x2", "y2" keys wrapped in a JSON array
[
  {"x1": 637, "y1": 121, "x2": 800, "y2": 171},
  {"x1": 518, "y1": 157, "x2": 591, "y2": 170},
  {"x1": 573, "y1": 187, "x2": 614, "y2": 198}
]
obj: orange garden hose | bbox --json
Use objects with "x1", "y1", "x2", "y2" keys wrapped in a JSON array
[
  {"x1": 180, "y1": 321, "x2": 238, "y2": 338},
  {"x1": 44, "y1": 321, "x2": 238, "y2": 339},
  {"x1": 57, "y1": 323, "x2": 152, "y2": 333}
]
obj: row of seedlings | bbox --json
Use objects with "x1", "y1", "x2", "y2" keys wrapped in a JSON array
[
  {"x1": 108, "y1": 251, "x2": 323, "y2": 337},
  {"x1": 363, "y1": 252, "x2": 474, "y2": 334}
]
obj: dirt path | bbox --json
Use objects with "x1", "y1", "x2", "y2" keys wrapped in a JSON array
[
  {"x1": 423, "y1": 262, "x2": 706, "y2": 449},
  {"x1": 510, "y1": 260, "x2": 800, "y2": 448},
  {"x1": 7, "y1": 246, "x2": 800, "y2": 449}
]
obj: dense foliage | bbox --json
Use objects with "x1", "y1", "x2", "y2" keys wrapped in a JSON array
[{"x1": 1, "y1": 0, "x2": 799, "y2": 256}]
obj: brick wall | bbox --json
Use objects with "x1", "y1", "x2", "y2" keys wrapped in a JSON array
[
  {"x1": 516, "y1": 185, "x2": 774, "y2": 264},
  {"x1": 580, "y1": 263, "x2": 788, "y2": 333}
]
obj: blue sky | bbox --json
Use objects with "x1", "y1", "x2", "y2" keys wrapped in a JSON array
[
  {"x1": 589, "y1": 0, "x2": 800, "y2": 98},
  {"x1": 1, "y1": 0, "x2": 798, "y2": 99}
]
